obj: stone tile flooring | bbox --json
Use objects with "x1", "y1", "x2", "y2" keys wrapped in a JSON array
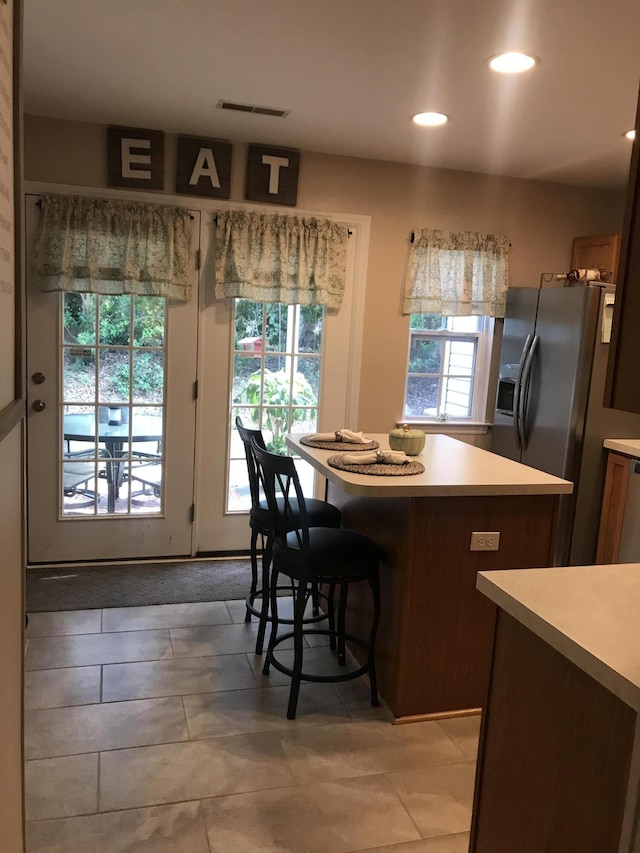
[{"x1": 25, "y1": 599, "x2": 478, "y2": 852}]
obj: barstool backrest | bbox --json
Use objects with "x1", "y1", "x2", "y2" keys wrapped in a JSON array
[
  {"x1": 250, "y1": 438, "x2": 310, "y2": 552},
  {"x1": 235, "y1": 416, "x2": 267, "y2": 511}
]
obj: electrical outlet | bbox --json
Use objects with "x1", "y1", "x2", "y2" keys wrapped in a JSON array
[{"x1": 470, "y1": 531, "x2": 500, "y2": 551}]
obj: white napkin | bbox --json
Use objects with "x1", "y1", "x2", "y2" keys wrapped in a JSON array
[
  {"x1": 308, "y1": 429, "x2": 370, "y2": 444},
  {"x1": 342, "y1": 450, "x2": 409, "y2": 465}
]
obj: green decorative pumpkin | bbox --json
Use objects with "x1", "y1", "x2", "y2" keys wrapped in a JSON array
[{"x1": 388, "y1": 424, "x2": 426, "y2": 456}]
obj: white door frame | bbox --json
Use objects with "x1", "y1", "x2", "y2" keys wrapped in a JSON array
[
  {"x1": 25, "y1": 182, "x2": 371, "y2": 559},
  {"x1": 194, "y1": 203, "x2": 370, "y2": 554}
]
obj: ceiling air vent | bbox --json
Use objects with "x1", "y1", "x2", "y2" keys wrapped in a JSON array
[{"x1": 216, "y1": 100, "x2": 290, "y2": 118}]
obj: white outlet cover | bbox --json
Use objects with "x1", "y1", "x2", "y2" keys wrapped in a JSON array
[{"x1": 470, "y1": 531, "x2": 500, "y2": 551}]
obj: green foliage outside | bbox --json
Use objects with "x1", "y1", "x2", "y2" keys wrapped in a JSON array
[
  {"x1": 233, "y1": 299, "x2": 323, "y2": 390},
  {"x1": 109, "y1": 351, "x2": 164, "y2": 399},
  {"x1": 64, "y1": 293, "x2": 96, "y2": 345},
  {"x1": 63, "y1": 294, "x2": 165, "y2": 405},
  {"x1": 409, "y1": 313, "x2": 445, "y2": 331},
  {"x1": 235, "y1": 369, "x2": 317, "y2": 453},
  {"x1": 406, "y1": 314, "x2": 444, "y2": 416},
  {"x1": 64, "y1": 293, "x2": 165, "y2": 347},
  {"x1": 234, "y1": 299, "x2": 323, "y2": 351},
  {"x1": 232, "y1": 300, "x2": 323, "y2": 450},
  {"x1": 409, "y1": 338, "x2": 442, "y2": 374},
  {"x1": 408, "y1": 314, "x2": 443, "y2": 375}
]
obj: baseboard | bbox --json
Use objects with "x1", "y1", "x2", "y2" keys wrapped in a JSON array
[{"x1": 27, "y1": 552, "x2": 251, "y2": 570}]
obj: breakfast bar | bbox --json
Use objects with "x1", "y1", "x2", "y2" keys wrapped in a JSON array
[{"x1": 288, "y1": 433, "x2": 573, "y2": 721}]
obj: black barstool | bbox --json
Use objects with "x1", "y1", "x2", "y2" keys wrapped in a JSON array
[
  {"x1": 251, "y1": 438, "x2": 382, "y2": 720},
  {"x1": 235, "y1": 417, "x2": 341, "y2": 654}
]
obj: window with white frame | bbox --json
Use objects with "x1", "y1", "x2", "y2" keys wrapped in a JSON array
[
  {"x1": 403, "y1": 314, "x2": 493, "y2": 421},
  {"x1": 227, "y1": 298, "x2": 323, "y2": 512}
]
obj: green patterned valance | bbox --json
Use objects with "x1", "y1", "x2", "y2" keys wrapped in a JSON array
[
  {"x1": 32, "y1": 194, "x2": 193, "y2": 301},
  {"x1": 403, "y1": 229, "x2": 510, "y2": 317},
  {"x1": 215, "y1": 210, "x2": 348, "y2": 308}
]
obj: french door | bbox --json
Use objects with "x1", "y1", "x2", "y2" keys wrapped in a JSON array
[
  {"x1": 194, "y1": 221, "x2": 366, "y2": 553},
  {"x1": 26, "y1": 195, "x2": 200, "y2": 563},
  {"x1": 227, "y1": 300, "x2": 323, "y2": 512}
]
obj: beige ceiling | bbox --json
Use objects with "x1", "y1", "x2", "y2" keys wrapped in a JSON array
[{"x1": 23, "y1": 0, "x2": 640, "y2": 190}]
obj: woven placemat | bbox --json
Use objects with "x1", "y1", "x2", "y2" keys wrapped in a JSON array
[
  {"x1": 327, "y1": 454, "x2": 425, "y2": 476},
  {"x1": 300, "y1": 436, "x2": 380, "y2": 451}
]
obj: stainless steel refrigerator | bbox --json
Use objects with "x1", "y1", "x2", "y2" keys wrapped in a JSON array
[{"x1": 491, "y1": 284, "x2": 640, "y2": 565}]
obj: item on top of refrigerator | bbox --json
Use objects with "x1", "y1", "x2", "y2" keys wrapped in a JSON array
[
  {"x1": 544, "y1": 269, "x2": 603, "y2": 283},
  {"x1": 566, "y1": 268, "x2": 602, "y2": 283}
]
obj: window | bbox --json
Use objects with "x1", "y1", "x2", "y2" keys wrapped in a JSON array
[
  {"x1": 227, "y1": 298, "x2": 324, "y2": 512},
  {"x1": 61, "y1": 293, "x2": 166, "y2": 515},
  {"x1": 403, "y1": 314, "x2": 493, "y2": 421}
]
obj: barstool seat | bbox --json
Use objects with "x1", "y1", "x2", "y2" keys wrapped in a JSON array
[
  {"x1": 276, "y1": 528, "x2": 381, "y2": 581},
  {"x1": 250, "y1": 497, "x2": 340, "y2": 535},
  {"x1": 251, "y1": 437, "x2": 382, "y2": 720},
  {"x1": 235, "y1": 416, "x2": 341, "y2": 655}
]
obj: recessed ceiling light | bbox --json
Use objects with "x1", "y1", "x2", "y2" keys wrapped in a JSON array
[
  {"x1": 412, "y1": 112, "x2": 449, "y2": 127},
  {"x1": 624, "y1": 129, "x2": 636, "y2": 140},
  {"x1": 489, "y1": 52, "x2": 537, "y2": 74}
]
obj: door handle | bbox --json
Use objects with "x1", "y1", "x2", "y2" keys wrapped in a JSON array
[
  {"x1": 513, "y1": 334, "x2": 532, "y2": 450},
  {"x1": 32, "y1": 372, "x2": 46, "y2": 385},
  {"x1": 518, "y1": 335, "x2": 539, "y2": 451},
  {"x1": 32, "y1": 399, "x2": 46, "y2": 412}
]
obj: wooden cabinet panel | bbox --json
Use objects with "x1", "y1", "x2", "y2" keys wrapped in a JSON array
[
  {"x1": 327, "y1": 485, "x2": 557, "y2": 719},
  {"x1": 470, "y1": 611, "x2": 636, "y2": 853},
  {"x1": 571, "y1": 233, "x2": 620, "y2": 283},
  {"x1": 605, "y1": 87, "x2": 640, "y2": 413},
  {"x1": 596, "y1": 451, "x2": 630, "y2": 563}
]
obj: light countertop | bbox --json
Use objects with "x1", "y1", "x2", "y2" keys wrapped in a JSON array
[
  {"x1": 477, "y1": 564, "x2": 640, "y2": 710},
  {"x1": 287, "y1": 433, "x2": 573, "y2": 498},
  {"x1": 604, "y1": 438, "x2": 640, "y2": 458}
]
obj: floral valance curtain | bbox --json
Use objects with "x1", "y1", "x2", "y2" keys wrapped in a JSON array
[
  {"x1": 31, "y1": 194, "x2": 193, "y2": 301},
  {"x1": 403, "y1": 229, "x2": 510, "y2": 317},
  {"x1": 215, "y1": 210, "x2": 348, "y2": 308}
]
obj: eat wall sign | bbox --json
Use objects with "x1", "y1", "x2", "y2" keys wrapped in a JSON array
[{"x1": 107, "y1": 126, "x2": 300, "y2": 206}]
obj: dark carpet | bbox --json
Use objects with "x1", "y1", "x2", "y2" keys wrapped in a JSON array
[{"x1": 26, "y1": 559, "x2": 253, "y2": 612}]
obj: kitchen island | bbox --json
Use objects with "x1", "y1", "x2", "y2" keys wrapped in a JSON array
[
  {"x1": 472, "y1": 563, "x2": 640, "y2": 853},
  {"x1": 288, "y1": 433, "x2": 572, "y2": 721}
]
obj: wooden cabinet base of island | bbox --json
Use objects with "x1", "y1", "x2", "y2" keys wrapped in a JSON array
[
  {"x1": 470, "y1": 611, "x2": 636, "y2": 853},
  {"x1": 326, "y1": 485, "x2": 559, "y2": 721}
]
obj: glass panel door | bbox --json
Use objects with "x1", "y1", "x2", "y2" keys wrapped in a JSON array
[
  {"x1": 228, "y1": 300, "x2": 323, "y2": 512},
  {"x1": 62, "y1": 293, "x2": 165, "y2": 516},
  {"x1": 191, "y1": 216, "x2": 365, "y2": 554},
  {"x1": 26, "y1": 196, "x2": 199, "y2": 563}
]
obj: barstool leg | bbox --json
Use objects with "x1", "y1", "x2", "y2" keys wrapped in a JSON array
[
  {"x1": 311, "y1": 583, "x2": 320, "y2": 617},
  {"x1": 245, "y1": 528, "x2": 260, "y2": 622},
  {"x1": 287, "y1": 577, "x2": 308, "y2": 720},
  {"x1": 368, "y1": 571, "x2": 381, "y2": 707},
  {"x1": 328, "y1": 583, "x2": 336, "y2": 650},
  {"x1": 337, "y1": 583, "x2": 348, "y2": 665},
  {"x1": 262, "y1": 565, "x2": 280, "y2": 676},
  {"x1": 255, "y1": 534, "x2": 272, "y2": 655}
]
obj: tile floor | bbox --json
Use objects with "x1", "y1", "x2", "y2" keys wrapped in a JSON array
[{"x1": 24, "y1": 599, "x2": 478, "y2": 853}]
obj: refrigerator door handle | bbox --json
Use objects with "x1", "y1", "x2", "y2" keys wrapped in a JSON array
[
  {"x1": 519, "y1": 334, "x2": 539, "y2": 451},
  {"x1": 513, "y1": 334, "x2": 532, "y2": 449}
]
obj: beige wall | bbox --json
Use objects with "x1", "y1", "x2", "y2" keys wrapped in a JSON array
[{"x1": 24, "y1": 114, "x2": 626, "y2": 432}]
